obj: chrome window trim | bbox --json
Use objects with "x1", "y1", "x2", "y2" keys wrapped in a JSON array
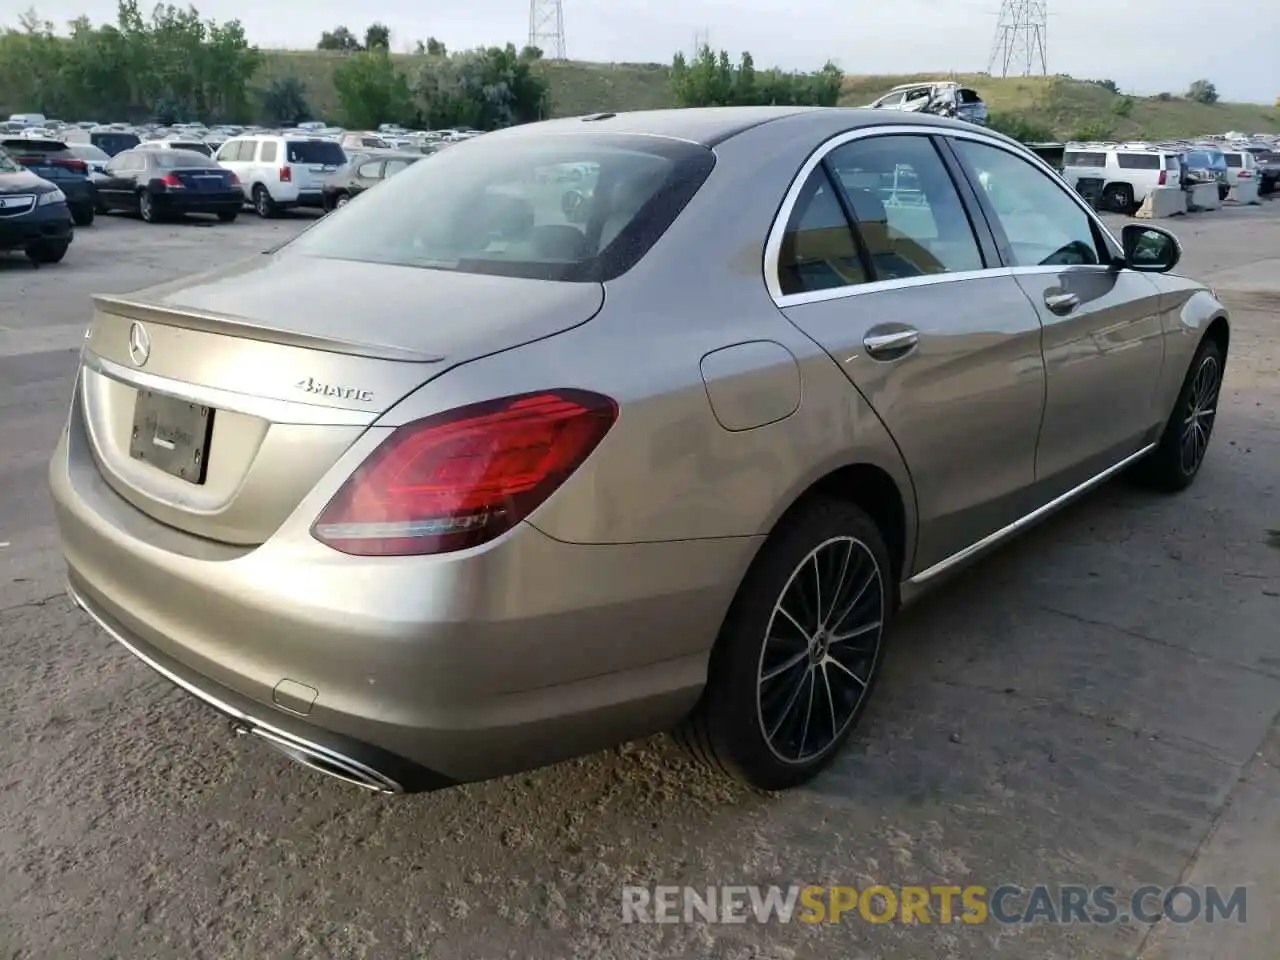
[
  {"x1": 82, "y1": 351, "x2": 378, "y2": 427},
  {"x1": 763, "y1": 123, "x2": 1124, "y2": 307}
]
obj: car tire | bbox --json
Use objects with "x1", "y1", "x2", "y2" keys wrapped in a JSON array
[
  {"x1": 253, "y1": 185, "x2": 277, "y2": 218},
  {"x1": 1104, "y1": 183, "x2": 1134, "y2": 213},
  {"x1": 1134, "y1": 337, "x2": 1225, "y2": 493},
  {"x1": 676, "y1": 497, "x2": 895, "y2": 791},
  {"x1": 25, "y1": 240, "x2": 69, "y2": 265},
  {"x1": 138, "y1": 190, "x2": 159, "y2": 223},
  {"x1": 334, "y1": 192, "x2": 351, "y2": 209},
  {"x1": 217, "y1": 211, "x2": 238, "y2": 223},
  {"x1": 71, "y1": 204, "x2": 94, "y2": 227}
]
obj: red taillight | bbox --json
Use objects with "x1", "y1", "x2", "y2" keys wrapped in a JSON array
[
  {"x1": 228, "y1": 172, "x2": 240, "y2": 185},
  {"x1": 160, "y1": 173, "x2": 184, "y2": 188},
  {"x1": 312, "y1": 390, "x2": 618, "y2": 556},
  {"x1": 1158, "y1": 170, "x2": 1168, "y2": 186},
  {"x1": 1237, "y1": 170, "x2": 1251, "y2": 178},
  {"x1": 54, "y1": 158, "x2": 88, "y2": 175},
  {"x1": 279, "y1": 165, "x2": 292, "y2": 182}
]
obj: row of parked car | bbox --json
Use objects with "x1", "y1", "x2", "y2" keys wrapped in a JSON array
[
  {"x1": 0, "y1": 128, "x2": 434, "y2": 264},
  {"x1": 1059, "y1": 136, "x2": 1279, "y2": 213}
]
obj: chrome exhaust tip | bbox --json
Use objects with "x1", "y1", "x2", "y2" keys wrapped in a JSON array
[{"x1": 239, "y1": 723, "x2": 403, "y2": 795}]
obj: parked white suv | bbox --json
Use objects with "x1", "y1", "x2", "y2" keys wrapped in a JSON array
[
  {"x1": 215, "y1": 135, "x2": 348, "y2": 217},
  {"x1": 1219, "y1": 149, "x2": 1259, "y2": 186},
  {"x1": 1061, "y1": 143, "x2": 1182, "y2": 213}
]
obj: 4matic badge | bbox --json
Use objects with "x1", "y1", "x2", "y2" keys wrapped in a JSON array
[{"x1": 294, "y1": 377, "x2": 374, "y2": 402}]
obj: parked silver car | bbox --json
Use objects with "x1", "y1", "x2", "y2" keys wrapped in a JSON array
[{"x1": 51, "y1": 108, "x2": 1227, "y2": 795}]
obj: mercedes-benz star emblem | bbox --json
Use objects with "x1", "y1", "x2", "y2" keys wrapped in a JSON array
[{"x1": 128, "y1": 322, "x2": 151, "y2": 367}]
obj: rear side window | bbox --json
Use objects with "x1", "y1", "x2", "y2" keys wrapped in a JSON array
[
  {"x1": 286, "y1": 133, "x2": 716, "y2": 283},
  {"x1": 958, "y1": 88, "x2": 982, "y2": 104},
  {"x1": 287, "y1": 140, "x2": 346, "y2": 165},
  {"x1": 1117, "y1": 153, "x2": 1161, "y2": 169},
  {"x1": 777, "y1": 168, "x2": 868, "y2": 295},
  {"x1": 356, "y1": 160, "x2": 382, "y2": 178},
  {"x1": 1063, "y1": 151, "x2": 1106, "y2": 167},
  {"x1": 260, "y1": 141, "x2": 278, "y2": 163},
  {"x1": 826, "y1": 134, "x2": 984, "y2": 279},
  {"x1": 1223, "y1": 153, "x2": 1242, "y2": 168},
  {"x1": 1165, "y1": 156, "x2": 1182, "y2": 171}
]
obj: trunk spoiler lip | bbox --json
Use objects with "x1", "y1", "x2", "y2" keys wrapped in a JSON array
[{"x1": 91, "y1": 294, "x2": 444, "y2": 364}]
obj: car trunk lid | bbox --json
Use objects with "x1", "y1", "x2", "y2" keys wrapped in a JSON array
[
  {"x1": 79, "y1": 253, "x2": 606, "y2": 546},
  {"x1": 166, "y1": 166, "x2": 236, "y2": 192}
]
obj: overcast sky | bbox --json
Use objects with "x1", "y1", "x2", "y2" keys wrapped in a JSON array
[{"x1": 5, "y1": 0, "x2": 1277, "y2": 104}]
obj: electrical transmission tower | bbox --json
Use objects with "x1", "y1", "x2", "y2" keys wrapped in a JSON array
[
  {"x1": 528, "y1": 0, "x2": 567, "y2": 60},
  {"x1": 987, "y1": 0, "x2": 1048, "y2": 77}
]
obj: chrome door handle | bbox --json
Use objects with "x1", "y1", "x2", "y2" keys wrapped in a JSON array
[
  {"x1": 863, "y1": 329, "x2": 919, "y2": 359},
  {"x1": 1044, "y1": 292, "x2": 1079, "y2": 314}
]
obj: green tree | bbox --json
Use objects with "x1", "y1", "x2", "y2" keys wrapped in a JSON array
[
  {"x1": 333, "y1": 49, "x2": 415, "y2": 128},
  {"x1": 363, "y1": 22, "x2": 390, "y2": 52},
  {"x1": 670, "y1": 46, "x2": 841, "y2": 108},
  {"x1": 317, "y1": 25, "x2": 361, "y2": 51},
  {"x1": 425, "y1": 36, "x2": 446, "y2": 56},
  {"x1": 1186, "y1": 79, "x2": 1218, "y2": 104},
  {"x1": 986, "y1": 112, "x2": 1054, "y2": 143},
  {"x1": 260, "y1": 75, "x2": 312, "y2": 125},
  {"x1": 415, "y1": 44, "x2": 550, "y2": 130}
]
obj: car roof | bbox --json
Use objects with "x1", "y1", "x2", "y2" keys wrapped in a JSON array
[{"x1": 481, "y1": 107, "x2": 988, "y2": 148}]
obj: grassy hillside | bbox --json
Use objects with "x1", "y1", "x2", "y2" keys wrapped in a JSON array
[{"x1": 257, "y1": 51, "x2": 1280, "y2": 139}]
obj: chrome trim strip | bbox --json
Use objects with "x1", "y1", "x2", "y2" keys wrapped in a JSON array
[
  {"x1": 93, "y1": 294, "x2": 443, "y2": 364},
  {"x1": 82, "y1": 351, "x2": 378, "y2": 427},
  {"x1": 67, "y1": 581, "x2": 402, "y2": 794},
  {"x1": 907, "y1": 442, "x2": 1157, "y2": 585},
  {"x1": 776, "y1": 267, "x2": 1011, "y2": 308},
  {"x1": 763, "y1": 122, "x2": 1124, "y2": 305}
]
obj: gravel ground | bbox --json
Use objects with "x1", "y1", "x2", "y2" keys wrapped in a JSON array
[{"x1": 0, "y1": 203, "x2": 1277, "y2": 960}]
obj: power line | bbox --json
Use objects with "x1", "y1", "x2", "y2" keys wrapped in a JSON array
[
  {"x1": 528, "y1": 0, "x2": 566, "y2": 60},
  {"x1": 987, "y1": 0, "x2": 1048, "y2": 77}
]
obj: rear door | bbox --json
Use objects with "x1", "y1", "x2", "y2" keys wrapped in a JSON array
[
  {"x1": 285, "y1": 139, "x2": 346, "y2": 193},
  {"x1": 949, "y1": 136, "x2": 1166, "y2": 492},
  {"x1": 775, "y1": 131, "x2": 1047, "y2": 571}
]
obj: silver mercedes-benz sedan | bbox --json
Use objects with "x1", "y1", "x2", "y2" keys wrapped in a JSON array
[{"x1": 50, "y1": 108, "x2": 1228, "y2": 794}]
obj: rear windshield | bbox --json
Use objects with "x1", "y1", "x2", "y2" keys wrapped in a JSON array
[
  {"x1": 168, "y1": 141, "x2": 212, "y2": 156},
  {"x1": 287, "y1": 140, "x2": 346, "y2": 165},
  {"x1": 154, "y1": 151, "x2": 219, "y2": 169},
  {"x1": 1064, "y1": 151, "x2": 1106, "y2": 167},
  {"x1": 1223, "y1": 153, "x2": 1242, "y2": 167},
  {"x1": 957, "y1": 88, "x2": 983, "y2": 104},
  {"x1": 1117, "y1": 153, "x2": 1161, "y2": 169},
  {"x1": 72, "y1": 144, "x2": 111, "y2": 162},
  {"x1": 92, "y1": 132, "x2": 140, "y2": 155},
  {"x1": 285, "y1": 133, "x2": 716, "y2": 282},
  {"x1": 1, "y1": 139, "x2": 71, "y2": 158}
]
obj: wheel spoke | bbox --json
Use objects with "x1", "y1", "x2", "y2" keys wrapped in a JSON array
[
  {"x1": 774, "y1": 604, "x2": 809, "y2": 641},
  {"x1": 761, "y1": 649, "x2": 808, "y2": 683},
  {"x1": 830, "y1": 620, "x2": 881, "y2": 645},
  {"x1": 825, "y1": 654, "x2": 868, "y2": 688},
  {"x1": 829, "y1": 568, "x2": 876, "y2": 634},
  {"x1": 766, "y1": 665, "x2": 811, "y2": 741},
  {"x1": 825, "y1": 540, "x2": 853, "y2": 625},
  {"x1": 820, "y1": 663, "x2": 839, "y2": 743}
]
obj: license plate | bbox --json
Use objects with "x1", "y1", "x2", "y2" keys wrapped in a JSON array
[{"x1": 129, "y1": 389, "x2": 214, "y2": 484}]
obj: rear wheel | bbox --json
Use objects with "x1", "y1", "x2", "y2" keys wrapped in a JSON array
[
  {"x1": 1134, "y1": 338, "x2": 1224, "y2": 491},
  {"x1": 138, "y1": 190, "x2": 159, "y2": 223},
  {"x1": 26, "y1": 240, "x2": 68, "y2": 265},
  {"x1": 677, "y1": 498, "x2": 894, "y2": 790},
  {"x1": 334, "y1": 192, "x2": 351, "y2": 209},
  {"x1": 253, "y1": 184, "x2": 277, "y2": 218},
  {"x1": 1104, "y1": 183, "x2": 1135, "y2": 213}
]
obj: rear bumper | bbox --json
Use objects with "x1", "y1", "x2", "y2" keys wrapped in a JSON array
[
  {"x1": 155, "y1": 191, "x2": 244, "y2": 213},
  {"x1": 49, "y1": 389, "x2": 756, "y2": 787},
  {"x1": 0, "y1": 207, "x2": 73, "y2": 248}
]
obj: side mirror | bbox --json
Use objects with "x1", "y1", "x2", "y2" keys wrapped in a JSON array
[{"x1": 1121, "y1": 223, "x2": 1181, "y2": 273}]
